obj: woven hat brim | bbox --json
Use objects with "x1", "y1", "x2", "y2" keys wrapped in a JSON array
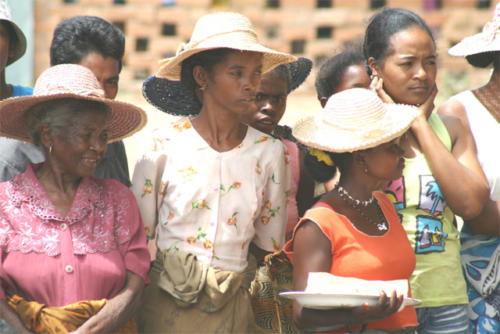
[
  {"x1": 0, "y1": 93, "x2": 147, "y2": 144},
  {"x1": 156, "y1": 31, "x2": 297, "y2": 80},
  {"x1": 287, "y1": 57, "x2": 313, "y2": 93},
  {"x1": 142, "y1": 75, "x2": 201, "y2": 116},
  {"x1": 448, "y1": 32, "x2": 500, "y2": 57},
  {"x1": 2, "y1": 19, "x2": 27, "y2": 65},
  {"x1": 292, "y1": 104, "x2": 417, "y2": 153}
]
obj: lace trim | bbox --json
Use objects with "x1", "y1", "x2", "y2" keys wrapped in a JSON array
[{"x1": 1, "y1": 170, "x2": 132, "y2": 256}]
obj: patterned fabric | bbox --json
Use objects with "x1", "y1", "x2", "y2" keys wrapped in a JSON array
[
  {"x1": 7, "y1": 293, "x2": 137, "y2": 333},
  {"x1": 250, "y1": 250, "x2": 299, "y2": 334},
  {"x1": 131, "y1": 117, "x2": 290, "y2": 273},
  {"x1": 453, "y1": 90, "x2": 500, "y2": 333},
  {"x1": 284, "y1": 192, "x2": 418, "y2": 333},
  {"x1": 384, "y1": 113, "x2": 468, "y2": 308},
  {"x1": 282, "y1": 139, "x2": 300, "y2": 240},
  {"x1": 0, "y1": 164, "x2": 150, "y2": 306}
]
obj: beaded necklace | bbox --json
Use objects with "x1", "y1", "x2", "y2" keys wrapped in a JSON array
[{"x1": 336, "y1": 186, "x2": 388, "y2": 231}]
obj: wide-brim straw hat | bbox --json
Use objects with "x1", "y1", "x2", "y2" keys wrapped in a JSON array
[
  {"x1": 143, "y1": 57, "x2": 311, "y2": 116},
  {"x1": 449, "y1": 3, "x2": 500, "y2": 57},
  {"x1": 293, "y1": 88, "x2": 418, "y2": 153},
  {"x1": 0, "y1": 0, "x2": 27, "y2": 65},
  {"x1": 156, "y1": 12, "x2": 297, "y2": 80},
  {"x1": 0, "y1": 64, "x2": 147, "y2": 143},
  {"x1": 286, "y1": 57, "x2": 313, "y2": 93}
]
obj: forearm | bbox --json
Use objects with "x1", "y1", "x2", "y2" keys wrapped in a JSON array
[
  {"x1": 465, "y1": 199, "x2": 500, "y2": 236},
  {"x1": 411, "y1": 117, "x2": 489, "y2": 218},
  {"x1": 0, "y1": 299, "x2": 32, "y2": 334},
  {"x1": 294, "y1": 303, "x2": 371, "y2": 331},
  {"x1": 73, "y1": 272, "x2": 145, "y2": 334}
]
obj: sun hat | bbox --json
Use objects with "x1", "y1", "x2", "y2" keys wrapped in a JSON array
[
  {"x1": 142, "y1": 57, "x2": 312, "y2": 116},
  {"x1": 0, "y1": 64, "x2": 147, "y2": 143},
  {"x1": 449, "y1": 3, "x2": 500, "y2": 57},
  {"x1": 292, "y1": 88, "x2": 418, "y2": 153},
  {"x1": 155, "y1": 12, "x2": 297, "y2": 80},
  {"x1": 285, "y1": 57, "x2": 313, "y2": 93},
  {"x1": 0, "y1": 0, "x2": 26, "y2": 65}
]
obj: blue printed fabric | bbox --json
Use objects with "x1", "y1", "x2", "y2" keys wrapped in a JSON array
[{"x1": 461, "y1": 225, "x2": 500, "y2": 333}]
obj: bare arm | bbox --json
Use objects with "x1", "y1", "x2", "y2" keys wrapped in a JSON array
[
  {"x1": 292, "y1": 221, "x2": 402, "y2": 331},
  {"x1": 399, "y1": 87, "x2": 488, "y2": 219},
  {"x1": 438, "y1": 99, "x2": 500, "y2": 235},
  {"x1": 0, "y1": 300, "x2": 33, "y2": 334},
  {"x1": 70, "y1": 271, "x2": 145, "y2": 334}
]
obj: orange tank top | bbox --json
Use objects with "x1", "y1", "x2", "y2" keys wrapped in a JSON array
[{"x1": 284, "y1": 191, "x2": 418, "y2": 332}]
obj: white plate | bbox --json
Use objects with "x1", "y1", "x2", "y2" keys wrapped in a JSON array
[{"x1": 279, "y1": 291, "x2": 421, "y2": 310}]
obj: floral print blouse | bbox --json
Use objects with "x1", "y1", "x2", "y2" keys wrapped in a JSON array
[{"x1": 132, "y1": 117, "x2": 290, "y2": 273}]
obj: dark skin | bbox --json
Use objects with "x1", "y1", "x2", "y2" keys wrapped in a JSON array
[
  {"x1": 191, "y1": 51, "x2": 263, "y2": 152},
  {"x1": 0, "y1": 110, "x2": 145, "y2": 334},
  {"x1": 191, "y1": 50, "x2": 272, "y2": 263},
  {"x1": 369, "y1": 25, "x2": 489, "y2": 220},
  {"x1": 0, "y1": 22, "x2": 16, "y2": 100},
  {"x1": 240, "y1": 70, "x2": 315, "y2": 234},
  {"x1": 438, "y1": 62, "x2": 500, "y2": 236},
  {"x1": 293, "y1": 140, "x2": 407, "y2": 331}
]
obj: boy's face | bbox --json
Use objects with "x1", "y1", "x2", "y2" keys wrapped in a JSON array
[
  {"x1": 241, "y1": 71, "x2": 288, "y2": 134},
  {"x1": 79, "y1": 52, "x2": 120, "y2": 99}
]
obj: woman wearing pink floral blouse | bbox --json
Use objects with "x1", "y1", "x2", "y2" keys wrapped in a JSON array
[
  {"x1": 133, "y1": 12, "x2": 296, "y2": 333},
  {"x1": 0, "y1": 64, "x2": 149, "y2": 333}
]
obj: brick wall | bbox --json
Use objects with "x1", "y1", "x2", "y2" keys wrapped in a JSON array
[{"x1": 34, "y1": 0, "x2": 498, "y2": 96}]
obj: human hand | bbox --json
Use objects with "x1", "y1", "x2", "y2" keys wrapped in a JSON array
[
  {"x1": 351, "y1": 290, "x2": 404, "y2": 324},
  {"x1": 369, "y1": 75, "x2": 394, "y2": 104},
  {"x1": 416, "y1": 84, "x2": 438, "y2": 118}
]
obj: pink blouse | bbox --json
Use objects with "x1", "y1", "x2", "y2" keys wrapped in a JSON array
[{"x1": 0, "y1": 164, "x2": 150, "y2": 307}]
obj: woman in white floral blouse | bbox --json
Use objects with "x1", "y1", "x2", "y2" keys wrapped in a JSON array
[{"x1": 132, "y1": 12, "x2": 296, "y2": 333}]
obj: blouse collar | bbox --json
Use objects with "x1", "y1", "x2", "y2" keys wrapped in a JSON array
[{"x1": 9, "y1": 164, "x2": 105, "y2": 225}]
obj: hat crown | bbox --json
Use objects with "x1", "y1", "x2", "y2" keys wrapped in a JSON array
[
  {"x1": 179, "y1": 12, "x2": 257, "y2": 54},
  {"x1": 320, "y1": 88, "x2": 388, "y2": 132},
  {"x1": 0, "y1": 0, "x2": 12, "y2": 21},
  {"x1": 33, "y1": 64, "x2": 105, "y2": 99}
]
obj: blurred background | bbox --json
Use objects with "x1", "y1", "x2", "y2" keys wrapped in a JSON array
[{"x1": 6, "y1": 0, "x2": 498, "y2": 173}]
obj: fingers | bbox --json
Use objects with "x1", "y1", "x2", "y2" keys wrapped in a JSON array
[
  {"x1": 418, "y1": 84, "x2": 438, "y2": 117},
  {"x1": 369, "y1": 75, "x2": 394, "y2": 104}
]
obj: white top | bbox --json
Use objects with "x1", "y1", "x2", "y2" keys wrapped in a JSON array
[
  {"x1": 131, "y1": 117, "x2": 290, "y2": 273},
  {"x1": 452, "y1": 90, "x2": 500, "y2": 200}
]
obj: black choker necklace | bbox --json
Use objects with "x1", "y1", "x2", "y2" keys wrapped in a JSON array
[{"x1": 336, "y1": 186, "x2": 387, "y2": 231}]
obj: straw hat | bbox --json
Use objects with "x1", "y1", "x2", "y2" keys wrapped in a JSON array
[
  {"x1": 293, "y1": 88, "x2": 417, "y2": 153},
  {"x1": 0, "y1": 0, "x2": 27, "y2": 65},
  {"x1": 449, "y1": 3, "x2": 500, "y2": 57},
  {"x1": 0, "y1": 64, "x2": 147, "y2": 143},
  {"x1": 143, "y1": 57, "x2": 311, "y2": 116},
  {"x1": 156, "y1": 12, "x2": 297, "y2": 80},
  {"x1": 285, "y1": 57, "x2": 313, "y2": 93}
]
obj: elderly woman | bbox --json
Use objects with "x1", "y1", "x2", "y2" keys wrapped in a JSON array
[
  {"x1": 0, "y1": 64, "x2": 149, "y2": 334},
  {"x1": 134, "y1": 12, "x2": 295, "y2": 333},
  {"x1": 286, "y1": 88, "x2": 419, "y2": 333}
]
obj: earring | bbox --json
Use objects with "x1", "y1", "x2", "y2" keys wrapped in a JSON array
[
  {"x1": 49, "y1": 145, "x2": 53, "y2": 154},
  {"x1": 199, "y1": 84, "x2": 206, "y2": 91}
]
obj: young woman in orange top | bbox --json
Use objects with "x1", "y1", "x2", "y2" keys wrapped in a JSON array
[{"x1": 285, "y1": 88, "x2": 419, "y2": 333}]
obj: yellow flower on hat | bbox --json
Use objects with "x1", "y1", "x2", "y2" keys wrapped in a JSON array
[{"x1": 308, "y1": 148, "x2": 335, "y2": 167}]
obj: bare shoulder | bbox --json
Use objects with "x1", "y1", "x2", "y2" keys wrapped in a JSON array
[
  {"x1": 437, "y1": 113, "x2": 467, "y2": 145},
  {"x1": 437, "y1": 98, "x2": 470, "y2": 128}
]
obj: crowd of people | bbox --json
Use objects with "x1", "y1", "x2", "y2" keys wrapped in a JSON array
[{"x1": 0, "y1": 0, "x2": 498, "y2": 333}]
